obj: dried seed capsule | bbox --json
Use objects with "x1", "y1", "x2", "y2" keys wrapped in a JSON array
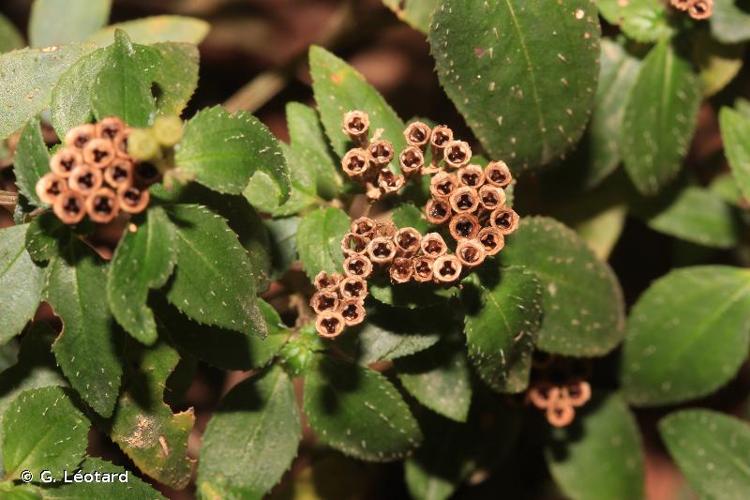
[
  {"x1": 478, "y1": 184, "x2": 506, "y2": 210},
  {"x1": 68, "y1": 165, "x2": 104, "y2": 196},
  {"x1": 96, "y1": 116, "x2": 126, "y2": 141},
  {"x1": 424, "y1": 198, "x2": 452, "y2": 225},
  {"x1": 485, "y1": 161, "x2": 512, "y2": 188},
  {"x1": 53, "y1": 190, "x2": 86, "y2": 224},
  {"x1": 104, "y1": 158, "x2": 134, "y2": 190},
  {"x1": 35, "y1": 173, "x2": 68, "y2": 205},
  {"x1": 342, "y1": 110, "x2": 370, "y2": 146},
  {"x1": 350, "y1": 216, "x2": 377, "y2": 238},
  {"x1": 341, "y1": 232, "x2": 369, "y2": 255},
  {"x1": 449, "y1": 213, "x2": 480, "y2": 240},
  {"x1": 432, "y1": 254, "x2": 462, "y2": 283},
  {"x1": 670, "y1": 0, "x2": 693, "y2": 10},
  {"x1": 83, "y1": 138, "x2": 116, "y2": 168},
  {"x1": 546, "y1": 399, "x2": 575, "y2": 428},
  {"x1": 390, "y1": 257, "x2": 414, "y2": 283},
  {"x1": 377, "y1": 169, "x2": 405, "y2": 194},
  {"x1": 562, "y1": 380, "x2": 592, "y2": 408},
  {"x1": 367, "y1": 236, "x2": 397, "y2": 265},
  {"x1": 399, "y1": 146, "x2": 425, "y2": 177},
  {"x1": 50, "y1": 148, "x2": 84, "y2": 178},
  {"x1": 368, "y1": 140, "x2": 395, "y2": 166},
  {"x1": 457, "y1": 164, "x2": 485, "y2": 187},
  {"x1": 341, "y1": 148, "x2": 371, "y2": 178},
  {"x1": 490, "y1": 207, "x2": 520, "y2": 234},
  {"x1": 430, "y1": 172, "x2": 459, "y2": 199},
  {"x1": 412, "y1": 256, "x2": 435, "y2": 282},
  {"x1": 456, "y1": 239, "x2": 486, "y2": 268},
  {"x1": 689, "y1": 0, "x2": 712, "y2": 19},
  {"x1": 430, "y1": 125, "x2": 453, "y2": 152},
  {"x1": 374, "y1": 220, "x2": 397, "y2": 238},
  {"x1": 443, "y1": 140, "x2": 472, "y2": 169},
  {"x1": 403, "y1": 121, "x2": 432, "y2": 149},
  {"x1": 316, "y1": 310, "x2": 346, "y2": 338},
  {"x1": 339, "y1": 299, "x2": 366, "y2": 326},
  {"x1": 310, "y1": 290, "x2": 340, "y2": 314},
  {"x1": 314, "y1": 271, "x2": 343, "y2": 291},
  {"x1": 134, "y1": 162, "x2": 161, "y2": 187},
  {"x1": 420, "y1": 232, "x2": 448, "y2": 258},
  {"x1": 114, "y1": 128, "x2": 132, "y2": 157},
  {"x1": 65, "y1": 124, "x2": 97, "y2": 150},
  {"x1": 339, "y1": 275, "x2": 368, "y2": 301},
  {"x1": 528, "y1": 382, "x2": 559, "y2": 409},
  {"x1": 343, "y1": 254, "x2": 373, "y2": 278},
  {"x1": 85, "y1": 188, "x2": 120, "y2": 224},
  {"x1": 394, "y1": 227, "x2": 422, "y2": 256},
  {"x1": 477, "y1": 227, "x2": 505, "y2": 256},
  {"x1": 117, "y1": 186, "x2": 150, "y2": 214},
  {"x1": 449, "y1": 186, "x2": 480, "y2": 214}
]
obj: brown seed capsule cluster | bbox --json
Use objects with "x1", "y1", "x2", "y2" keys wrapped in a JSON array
[
  {"x1": 311, "y1": 270, "x2": 368, "y2": 339},
  {"x1": 528, "y1": 379, "x2": 592, "y2": 428},
  {"x1": 670, "y1": 0, "x2": 713, "y2": 19},
  {"x1": 35, "y1": 117, "x2": 156, "y2": 225}
]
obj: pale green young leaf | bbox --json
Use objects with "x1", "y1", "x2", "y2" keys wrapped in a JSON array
[
  {"x1": 2, "y1": 386, "x2": 88, "y2": 478},
  {"x1": 693, "y1": 33, "x2": 744, "y2": 97},
  {"x1": 499, "y1": 217, "x2": 625, "y2": 356},
  {"x1": 87, "y1": 15, "x2": 210, "y2": 46},
  {"x1": 464, "y1": 267, "x2": 543, "y2": 394},
  {"x1": 546, "y1": 393, "x2": 645, "y2": 500},
  {"x1": 178, "y1": 106, "x2": 289, "y2": 197},
  {"x1": 296, "y1": 207, "x2": 350, "y2": 280},
  {"x1": 29, "y1": 0, "x2": 111, "y2": 48},
  {"x1": 622, "y1": 41, "x2": 701, "y2": 195},
  {"x1": 13, "y1": 119, "x2": 50, "y2": 207},
  {"x1": 597, "y1": 0, "x2": 673, "y2": 43},
  {"x1": 382, "y1": 0, "x2": 439, "y2": 34},
  {"x1": 711, "y1": 0, "x2": 750, "y2": 44},
  {"x1": 0, "y1": 14, "x2": 23, "y2": 54},
  {"x1": 429, "y1": 0, "x2": 600, "y2": 170},
  {"x1": 0, "y1": 225, "x2": 43, "y2": 345},
  {"x1": 303, "y1": 356, "x2": 422, "y2": 461},
  {"x1": 198, "y1": 366, "x2": 301, "y2": 499},
  {"x1": 622, "y1": 266, "x2": 750, "y2": 406},
  {"x1": 719, "y1": 106, "x2": 750, "y2": 200},
  {"x1": 108, "y1": 207, "x2": 176, "y2": 345},
  {"x1": 309, "y1": 46, "x2": 405, "y2": 157},
  {"x1": 660, "y1": 409, "x2": 750, "y2": 500}
]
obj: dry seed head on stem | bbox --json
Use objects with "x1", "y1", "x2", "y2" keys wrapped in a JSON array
[
  {"x1": 546, "y1": 399, "x2": 575, "y2": 428},
  {"x1": 394, "y1": 227, "x2": 422, "y2": 256},
  {"x1": 53, "y1": 191, "x2": 87, "y2": 224},
  {"x1": 433, "y1": 254, "x2": 462, "y2": 283},
  {"x1": 670, "y1": 0, "x2": 693, "y2": 10},
  {"x1": 339, "y1": 275, "x2": 369, "y2": 301},
  {"x1": 457, "y1": 164, "x2": 485, "y2": 187},
  {"x1": 350, "y1": 216, "x2": 376, "y2": 238},
  {"x1": 420, "y1": 232, "x2": 448, "y2": 258},
  {"x1": 339, "y1": 300, "x2": 366, "y2": 326},
  {"x1": 50, "y1": 148, "x2": 83, "y2": 178},
  {"x1": 368, "y1": 140, "x2": 395, "y2": 166},
  {"x1": 36, "y1": 173, "x2": 68, "y2": 205},
  {"x1": 341, "y1": 232, "x2": 369, "y2": 255},
  {"x1": 490, "y1": 207, "x2": 520, "y2": 235},
  {"x1": 477, "y1": 226, "x2": 505, "y2": 256},
  {"x1": 399, "y1": 146, "x2": 425, "y2": 177},
  {"x1": 456, "y1": 239, "x2": 487, "y2": 268},
  {"x1": 104, "y1": 159, "x2": 134, "y2": 190},
  {"x1": 374, "y1": 220, "x2": 397, "y2": 238},
  {"x1": 478, "y1": 184, "x2": 506, "y2": 210},
  {"x1": 485, "y1": 161, "x2": 513, "y2": 188},
  {"x1": 118, "y1": 186, "x2": 150, "y2": 214},
  {"x1": 83, "y1": 138, "x2": 116, "y2": 168},
  {"x1": 114, "y1": 128, "x2": 131, "y2": 157},
  {"x1": 316, "y1": 310, "x2": 346, "y2": 338},
  {"x1": 562, "y1": 380, "x2": 591, "y2": 408},
  {"x1": 430, "y1": 172, "x2": 459, "y2": 199},
  {"x1": 528, "y1": 382, "x2": 558, "y2": 409},
  {"x1": 413, "y1": 256, "x2": 435, "y2": 282},
  {"x1": 65, "y1": 124, "x2": 97, "y2": 150},
  {"x1": 443, "y1": 140, "x2": 472, "y2": 169},
  {"x1": 85, "y1": 188, "x2": 120, "y2": 224},
  {"x1": 390, "y1": 257, "x2": 414, "y2": 283},
  {"x1": 449, "y1": 186, "x2": 480, "y2": 214},
  {"x1": 449, "y1": 213, "x2": 480, "y2": 240},
  {"x1": 425, "y1": 198, "x2": 452, "y2": 225},
  {"x1": 314, "y1": 271, "x2": 343, "y2": 291},
  {"x1": 341, "y1": 148, "x2": 371, "y2": 178},
  {"x1": 689, "y1": 0, "x2": 712, "y2": 19},
  {"x1": 367, "y1": 236, "x2": 397, "y2": 265},
  {"x1": 96, "y1": 116, "x2": 126, "y2": 141},
  {"x1": 377, "y1": 169, "x2": 405, "y2": 194},
  {"x1": 403, "y1": 121, "x2": 432, "y2": 149},
  {"x1": 342, "y1": 110, "x2": 370, "y2": 146},
  {"x1": 343, "y1": 254, "x2": 373, "y2": 279},
  {"x1": 310, "y1": 290, "x2": 340, "y2": 314},
  {"x1": 430, "y1": 125, "x2": 454, "y2": 151},
  {"x1": 68, "y1": 165, "x2": 103, "y2": 196}
]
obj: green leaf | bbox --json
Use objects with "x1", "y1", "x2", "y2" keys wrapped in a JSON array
[
  {"x1": 198, "y1": 366, "x2": 301, "y2": 498},
  {"x1": 177, "y1": 105, "x2": 289, "y2": 197},
  {"x1": 309, "y1": 46, "x2": 406, "y2": 157},
  {"x1": 87, "y1": 15, "x2": 210, "y2": 46},
  {"x1": 429, "y1": 0, "x2": 601, "y2": 170},
  {"x1": 0, "y1": 225, "x2": 43, "y2": 344},
  {"x1": 597, "y1": 0, "x2": 673, "y2": 43},
  {"x1": 720, "y1": 106, "x2": 750, "y2": 201},
  {"x1": 710, "y1": 172, "x2": 744, "y2": 207},
  {"x1": 90, "y1": 30, "x2": 155, "y2": 128},
  {"x1": 585, "y1": 40, "x2": 641, "y2": 188},
  {"x1": 546, "y1": 393, "x2": 645, "y2": 500},
  {"x1": 621, "y1": 266, "x2": 750, "y2": 406},
  {"x1": 165, "y1": 204, "x2": 266, "y2": 335},
  {"x1": 156, "y1": 298, "x2": 288, "y2": 370},
  {"x1": 637, "y1": 186, "x2": 740, "y2": 249},
  {"x1": 0, "y1": 14, "x2": 23, "y2": 53},
  {"x1": 46, "y1": 239, "x2": 123, "y2": 417},
  {"x1": 145, "y1": 43, "x2": 200, "y2": 118},
  {"x1": 303, "y1": 356, "x2": 422, "y2": 461},
  {"x1": 392, "y1": 203, "x2": 430, "y2": 233},
  {"x1": 29, "y1": 0, "x2": 111, "y2": 48},
  {"x1": 693, "y1": 34, "x2": 745, "y2": 97},
  {"x1": 499, "y1": 217, "x2": 625, "y2": 356},
  {"x1": 660, "y1": 409, "x2": 750, "y2": 500},
  {"x1": 570, "y1": 204, "x2": 627, "y2": 261},
  {"x1": 14, "y1": 119, "x2": 50, "y2": 207},
  {"x1": 395, "y1": 340, "x2": 472, "y2": 422},
  {"x1": 24, "y1": 212, "x2": 69, "y2": 263},
  {"x1": 622, "y1": 41, "x2": 701, "y2": 195},
  {"x1": 464, "y1": 267, "x2": 543, "y2": 394},
  {"x1": 110, "y1": 342, "x2": 194, "y2": 489},
  {"x1": 711, "y1": 0, "x2": 750, "y2": 44},
  {"x1": 2, "y1": 386, "x2": 88, "y2": 478},
  {"x1": 382, "y1": 0, "x2": 439, "y2": 34},
  {"x1": 265, "y1": 217, "x2": 300, "y2": 278},
  {"x1": 296, "y1": 207, "x2": 350, "y2": 280},
  {"x1": 0, "y1": 43, "x2": 95, "y2": 140},
  {"x1": 369, "y1": 280, "x2": 456, "y2": 309},
  {"x1": 108, "y1": 207, "x2": 176, "y2": 345}
]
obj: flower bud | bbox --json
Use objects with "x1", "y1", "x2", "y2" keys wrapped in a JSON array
[
  {"x1": 50, "y1": 148, "x2": 84, "y2": 178},
  {"x1": 341, "y1": 148, "x2": 371, "y2": 178},
  {"x1": 368, "y1": 140, "x2": 395, "y2": 166},
  {"x1": 85, "y1": 188, "x2": 120, "y2": 224},
  {"x1": 420, "y1": 232, "x2": 448, "y2": 258},
  {"x1": 36, "y1": 173, "x2": 68, "y2": 205},
  {"x1": 127, "y1": 129, "x2": 160, "y2": 161},
  {"x1": 390, "y1": 257, "x2": 414, "y2": 283},
  {"x1": 456, "y1": 239, "x2": 486, "y2": 268},
  {"x1": 484, "y1": 161, "x2": 512, "y2": 188},
  {"x1": 449, "y1": 213, "x2": 480, "y2": 240},
  {"x1": 394, "y1": 227, "x2": 422, "y2": 256},
  {"x1": 64, "y1": 124, "x2": 97, "y2": 150},
  {"x1": 83, "y1": 138, "x2": 116, "y2": 168},
  {"x1": 314, "y1": 271, "x2": 343, "y2": 291},
  {"x1": 339, "y1": 299, "x2": 366, "y2": 326},
  {"x1": 430, "y1": 172, "x2": 459, "y2": 199},
  {"x1": 153, "y1": 115, "x2": 184, "y2": 147},
  {"x1": 96, "y1": 117, "x2": 126, "y2": 141},
  {"x1": 104, "y1": 158, "x2": 134, "y2": 190},
  {"x1": 68, "y1": 165, "x2": 104, "y2": 196},
  {"x1": 316, "y1": 310, "x2": 346, "y2": 338},
  {"x1": 339, "y1": 275, "x2": 368, "y2": 301},
  {"x1": 449, "y1": 186, "x2": 480, "y2": 214},
  {"x1": 53, "y1": 190, "x2": 87, "y2": 224},
  {"x1": 343, "y1": 254, "x2": 373, "y2": 279},
  {"x1": 350, "y1": 216, "x2": 376, "y2": 238},
  {"x1": 478, "y1": 184, "x2": 506, "y2": 210},
  {"x1": 399, "y1": 146, "x2": 425, "y2": 177},
  {"x1": 117, "y1": 186, "x2": 150, "y2": 214},
  {"x1": 443, "y1": 140, "x2": 472, "y2": 169},
  {"x1": 342, "y1": 110, "x2": 370, "y2": 146},
  {"x1": 490, "y1": 207, "x2": 519, "y2": 234},
  {"x1": 310, "y1": 290, "x2": 340, "y2": 314},
  {"x1": 403, "y1": 121, "x2": 431, "y2": 149},
  {"x1": 477, "y1": 227, "x2": 505, "y2": 256},
  {"x1": 432, "y1": 254, "x2": 462, "y2": 283},
  {"x1": 424, "y1": 198, "x2": 452, "y2": 225},
  {"x1": 457, "y1": 164, "x2": 485, "y2": 187},
  {"x1": 412, "y1": 256, "x2": 435, "y2": 282},
  {"x1": 367, "y1": 236, "x2": 397, "y2": 265}
]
